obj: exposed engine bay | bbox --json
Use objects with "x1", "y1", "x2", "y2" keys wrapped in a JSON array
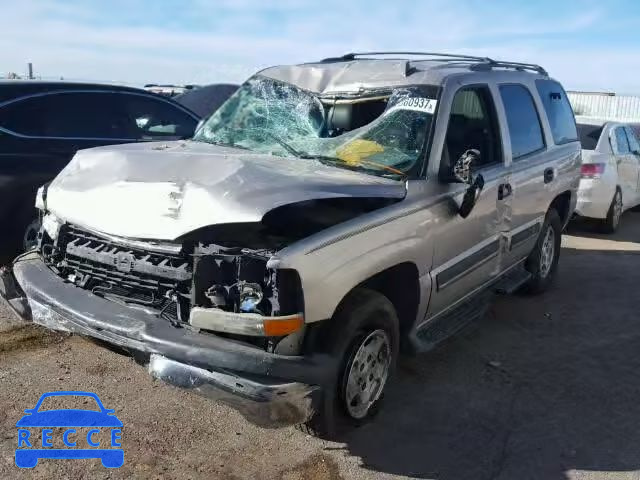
[
  {"x1": 37, "y1": 195, "x2": 398, "y2": 349},
  {"x1": 40, "y1": 224, "x2": 292, "y2": 323}
]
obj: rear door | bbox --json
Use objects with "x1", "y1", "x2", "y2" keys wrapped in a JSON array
[
  {"x1": 623, "y1": 126, "x2": 640, "y2": 208},
  {"x1": 611, "y1": 125, "x2": 637, "y2": 207},
  {"x1": 499, "y1": 80, "x2": 579, "y2": 266},
  {"x1": 0, "y1": 91, "x2": 138, "y2": 251},
  {"x1": 497, "y1": 83, "x2": 548, "y2": 265}
]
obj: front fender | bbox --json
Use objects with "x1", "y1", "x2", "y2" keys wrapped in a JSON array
[{"x1": 280, "y1": 225, "x2": 434, "y2": 323}]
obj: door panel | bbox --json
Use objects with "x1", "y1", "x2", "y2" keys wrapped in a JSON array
[
  {"x1": 497, "y1": 83, "x2": 558, "y2": 266},
  {"x1": 623, "y1": 126, "x2": 640, "y2": 207},
  {"x1": 612, "y1": 126, "x2": 636, "y2": 206},
  {"x1": 506, "y1": 152, "x2": 555, "y2": 264},
  {"x1": 428, "y1": 167, "x2": 507, "y2": 317},
  {"x1": 427, "y1": 85, "x2": 508, "y2": 318}
]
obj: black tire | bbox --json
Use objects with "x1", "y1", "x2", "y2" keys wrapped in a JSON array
[
  {"x1": 600, "y1": 188, "x2": 623, "y2": 234},
  {"x1": 523, "y1": 208, "x2": 562, "y2": 294},
  {"x1": 23, "y1": 217, "x2": 41, "y2": 252},
  {"x1": 300, "y1": 288, "x2": 400, "y2": 439}
]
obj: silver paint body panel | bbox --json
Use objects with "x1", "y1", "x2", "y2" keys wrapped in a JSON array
[{"x1": 41, "y1": 62, "x2": 581, "y2": 331}]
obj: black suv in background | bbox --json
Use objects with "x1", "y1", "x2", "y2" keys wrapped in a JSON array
[{"x1": 0, "y1": 81, "x2": 200, "y2": 263}]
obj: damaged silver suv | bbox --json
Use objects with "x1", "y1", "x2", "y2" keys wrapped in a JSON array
[{"x1": 1, "y1": 52, "x2": 581, "y2": 437}]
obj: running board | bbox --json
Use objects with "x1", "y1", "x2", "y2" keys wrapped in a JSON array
[
  {"x1": 413, "y1": 289, "x2": 492, "y2": 353},
  {"x1": 493, "y1": 266, "x2": 531, "y2": 295}
]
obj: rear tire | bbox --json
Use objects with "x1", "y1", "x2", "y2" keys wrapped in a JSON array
[
  {"x1": 523, "y1": 209, "x2": 562, "y2": 294},
  {"x1": 301, "y1": 288, "x2": 399, "y2": 439},
  {"x1": 600, "y1": 188, "x2": 623, "y2": 234}
]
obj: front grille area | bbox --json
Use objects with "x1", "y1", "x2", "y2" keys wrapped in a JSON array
[{"x1": 54, "y1": 225, "x2": 192, "y2": 323}]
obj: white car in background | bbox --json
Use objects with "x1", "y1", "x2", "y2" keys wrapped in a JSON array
[{"x1": 575, "y1": 117, "x2": 640, "y2": 232}]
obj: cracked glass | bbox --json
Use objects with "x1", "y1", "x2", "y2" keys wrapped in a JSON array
[{"x1": 193, "y1": 76, "x2": 438, "y2": 178}]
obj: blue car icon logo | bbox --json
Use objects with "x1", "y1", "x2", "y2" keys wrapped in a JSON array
[{"x1": 15, "y1": 391, "x2": 123, "y2": 468}]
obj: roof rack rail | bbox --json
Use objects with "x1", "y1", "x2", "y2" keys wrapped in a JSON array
[
  {"x1": 473, "y1": 60, "x2": 548, "y2": 76},
  {"x1": 322, "y1": 52, "x2": 493, "y2": 62},
  {"x1": 320, "y1": 52, "x2": 548, "y2": 76}
]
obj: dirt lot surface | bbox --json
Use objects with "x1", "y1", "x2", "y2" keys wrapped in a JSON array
[{"x1": 1, "y1": 213, "x2": 639, "y2": 480}]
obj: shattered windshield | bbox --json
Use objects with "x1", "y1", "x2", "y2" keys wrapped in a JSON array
[{"x1": 193, "y1": 75, "x2": 438, "y2": 178}]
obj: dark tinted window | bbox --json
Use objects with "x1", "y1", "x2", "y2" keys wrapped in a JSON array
[
  {"x1": 576, "y1": 123, "x2": 603, "y2": 150},
  {"x1": 535, "y1": 80, "x2": 577, "y2": 144},
  {"x1": 443, "y1": 86, "x2": 502, "y2": 168},
  {"x1": 614, "y1": 127, "x2": 630, "y2": 154},
  {"x1": 624, "y1": 126, "x2": 640, "y2": 153},
  {"x1": 119, "y1": 94, "x2": 197, "y2": 139},
  {"x1": 499, "y1": 85, "x2": 545, "y2": 159},
  {"x1": 0, "y1": 96, "x2": 49, "y2": 135},
  {"x1": 174, "y1": 84, "x2": 238, "y2": 118},
  {"x1": 0, "y1": 92, "x2": 134, "y2": 138}
]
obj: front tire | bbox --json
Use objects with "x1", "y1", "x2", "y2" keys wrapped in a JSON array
[
  {"x1": 600, "y1": 188, "x2": 623, "y2": 234},
  {"x1": 523, "y1": 209, "x2": 562, "y2": 294},
  {"x1": 301, "y1": 288, "x2": 399, "y2": 438},
  {"x1": 23, "y1": 218, "x2": 41, "y2": 252}
]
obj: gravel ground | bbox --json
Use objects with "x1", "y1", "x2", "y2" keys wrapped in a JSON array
[{"x1": 1, "y1": 213, "x2": 639, "y2": 480}]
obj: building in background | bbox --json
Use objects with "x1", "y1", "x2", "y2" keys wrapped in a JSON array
[{"x1": 568, "y1": 91, "x2": 640, "y2": 123}]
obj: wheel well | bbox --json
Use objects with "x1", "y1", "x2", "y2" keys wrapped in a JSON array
[
  {"x1": 549, "y1": 191, "x2": 572, "y2": 226},
  {"x1": 356, "y1": 262, "x2": 420, "y2": 339},
  {"x1": 302, "y1": 263, "x2": 421, "y2": 355}
]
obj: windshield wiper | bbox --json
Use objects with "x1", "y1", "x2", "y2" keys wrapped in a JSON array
[
  {"x1": 261, "y1": 133, "x2": 405, "y2": 178},
  {"x1": 299, "y1": 154, "x2": 406, "y2": 178}
]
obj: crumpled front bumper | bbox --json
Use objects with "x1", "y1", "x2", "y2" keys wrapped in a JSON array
[{"x1": 0, "y1": 254, "x2": 328, "y2": 428}]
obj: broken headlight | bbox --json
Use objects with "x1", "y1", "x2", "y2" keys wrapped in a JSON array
[{"x1": 190, "y1": 243, "x2": 304, "y2": 337}]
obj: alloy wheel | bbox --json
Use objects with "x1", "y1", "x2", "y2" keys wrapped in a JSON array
[
  {"x1": 539, "y1": 226, "x2": 555, "y2": 279},
  {"x1": 343, "y1": 329, "x2": 391, "y2": 420},
  {"x1": 612, "y1": 191, "x2": 623, "y2": 229}
]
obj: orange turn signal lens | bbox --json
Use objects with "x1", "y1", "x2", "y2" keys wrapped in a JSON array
[{"x1": 262, "y1": 314, "x2": 304, "y2": 337}]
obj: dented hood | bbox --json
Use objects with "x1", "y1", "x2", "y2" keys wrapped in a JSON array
[{"x1": 46, "y1": 140, "x2": 406, "y2": 240}]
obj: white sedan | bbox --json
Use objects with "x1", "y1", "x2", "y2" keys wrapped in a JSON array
[{"x1": 575, "y1": 117, "x2": 640, "y2": 232}]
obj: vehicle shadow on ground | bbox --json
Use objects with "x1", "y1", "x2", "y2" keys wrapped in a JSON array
[
  {"x1": 566, "y1": 211, "x2": 640, "y2": 244},
  {"x1": 331, "y1": 247, "x2": 640, "y2": 480}
]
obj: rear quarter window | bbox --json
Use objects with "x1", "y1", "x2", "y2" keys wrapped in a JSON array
[
  {"x1": 0, "y1": 97, "x2": 46, "y2": 136},
  {"x1": 535, "y1": 80, "x2": 578, "y2": 145}
]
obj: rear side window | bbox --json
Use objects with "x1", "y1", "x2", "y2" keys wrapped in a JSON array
[
  {"x1": 0, "y1": 92, "x2": 134, "y2": 139},
  {"x1": 0, "y1": 97, "x2": 46, "y2": 135},
  {"x1": 576, "y1": 124, "x2": 603, "y2": 150},
  {"x1": 614, "y1": 127, "x2": 630, "y2": 154},
  {"x1": 499, "y1": 85, "x2": 545, "y2": 160},
  {"x1": 535, "y1": 80, "x2": 578, "y2": 145},
  {"x1": 40, "y1": 93, "x2": 134, "y2": 138},
  {"x1": 624, "y1": 126, "x2": 640, "y2": 153}
]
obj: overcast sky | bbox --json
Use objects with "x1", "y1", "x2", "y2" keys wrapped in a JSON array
[{"x1": 2, "y1": 0, "x2": 639, "y2": 94}]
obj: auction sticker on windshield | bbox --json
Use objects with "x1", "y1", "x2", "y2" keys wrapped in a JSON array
[
  {"x1": 15, "y1": 391, "x2": 123, "y2": 468},
  {"x1": 385, "y1": 97, "x2": 437, "y2": 115}
]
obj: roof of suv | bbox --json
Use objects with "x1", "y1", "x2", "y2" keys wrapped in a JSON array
[
  {"x1": 0, "y1": 80, "x2": 155, "y2": 104},
  {"x1": 260, "y1": 52, "x2": 550, "y2": 95}
]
